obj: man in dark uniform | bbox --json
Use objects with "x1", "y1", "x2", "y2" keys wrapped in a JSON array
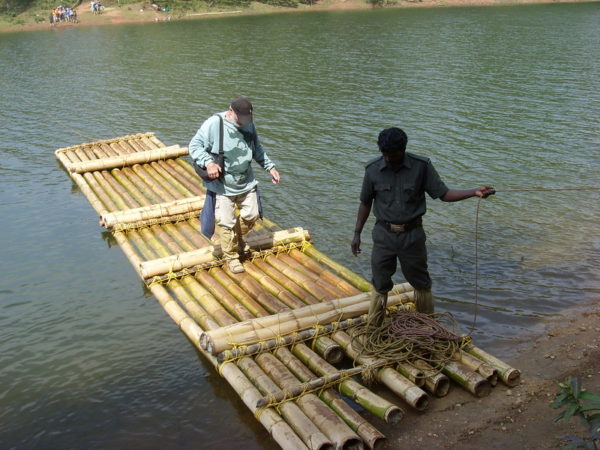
[{"x1": 351, "y1": 127, "x2": 495, "y2": 322}]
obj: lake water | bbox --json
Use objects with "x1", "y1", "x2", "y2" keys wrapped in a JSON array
[{"x1": 1, "y1": 3, "x2": 599, "y2": 448}]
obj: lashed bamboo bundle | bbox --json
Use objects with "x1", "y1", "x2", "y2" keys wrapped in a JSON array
[
  {"x1": 67, "y1": 145, "x2": 188, "y2": 173},
  {"x1": 255, "y1": 353, "x2": 362, "y2": 449},
  {"x1": 100, "y1": 195, "x2": 205, "y2": 229},
  {"x1": 201, "y1": 286, "x2": 414, "y2": 355},
  {"x1": 238, "y1": 357, "x2": 333, "y2": 450},
  {"x1": 139, "y1": 227, "x2": 311, "y2": 279},
  {"x1": 274, "y1": 347, "x2": 386, "y2": 450},
  {"x1": 56, "y1": 138, "x2": 310, "y2": 449},
  {"x1": 332, "y1": 331, "x2": 429, "y2": 411},
  {"x1": 255, "y1": 365, "x2": 365, "y2": 408},
  {"x1": 56, "y1": 134, "x2": 521, "y2": 450},
  {"x1": 292, "y1": 343, "x2": 404, "y2": 424}
]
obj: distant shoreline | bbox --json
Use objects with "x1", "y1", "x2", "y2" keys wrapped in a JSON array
[{"x1": 1, "y1": 0, "x2": 596, "y2": 34}]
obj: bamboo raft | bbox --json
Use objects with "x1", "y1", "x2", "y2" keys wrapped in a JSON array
[{"x1": 55, "y1": 132, "x2": 521, "y2": 450}]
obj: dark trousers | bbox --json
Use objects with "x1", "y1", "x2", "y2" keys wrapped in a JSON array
[{"x1": 371, "y1": 222, "x2": 432, "y2": 294}]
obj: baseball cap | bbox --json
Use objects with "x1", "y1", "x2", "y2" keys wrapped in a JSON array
[{"x1": 230, "y1": 96, "x2": 253, "y2": 116}]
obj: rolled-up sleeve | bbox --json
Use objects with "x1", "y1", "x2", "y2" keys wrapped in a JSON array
[{"x1": 189, "y1": 116, "x2": 218, "y2": 168}]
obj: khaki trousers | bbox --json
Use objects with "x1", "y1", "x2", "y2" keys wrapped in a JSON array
[{"x1": 216, "y1": 189, "x2": 259, "y2": 259}]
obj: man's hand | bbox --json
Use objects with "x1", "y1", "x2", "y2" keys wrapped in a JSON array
[
  {"x1": 475, "y1": 186, "x2": 496, "y2": 198},
  {"x1": 351, "y1": 233, "x2": 361, "y2": 256},
  {"x1": 270, "y1": 169, "x2": 281, "y2": 184},
  {"x1": 206, "y1": 162, "x2": 222, "y2": 180}
]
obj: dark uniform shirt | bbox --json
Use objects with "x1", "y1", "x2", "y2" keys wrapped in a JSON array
[{"x1": 359, "y1": 152, "x2": 449, "y2": 224}]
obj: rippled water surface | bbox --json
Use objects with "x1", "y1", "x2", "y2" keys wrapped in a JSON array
[{"x1": 1, "y1": 3, "x2": 599, "y2": 448}]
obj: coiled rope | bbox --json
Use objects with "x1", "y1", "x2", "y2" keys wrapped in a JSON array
[{"x1": 353, "y1": 186, "x2": 599, "y2": 369}]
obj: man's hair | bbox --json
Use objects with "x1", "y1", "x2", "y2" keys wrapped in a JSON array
[{"x1": 377, "y1": 127, "x2": 408, "y2": 154}]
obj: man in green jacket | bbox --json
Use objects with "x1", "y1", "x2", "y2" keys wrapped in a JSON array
[
  {"x1": 351, "y1": 127, "x2": 494, "y2": 322},
  {"x1": 189, "y1": 97, "x2": 280, "y2": 273}
]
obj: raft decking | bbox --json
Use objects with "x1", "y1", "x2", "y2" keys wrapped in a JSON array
[{"x1": 56, "y1": 133, "x2": 520, "y2": 450}]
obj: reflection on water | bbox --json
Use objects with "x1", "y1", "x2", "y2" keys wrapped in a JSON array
[{"x1": 0, "y1": 3, "x2": 599, "y2": 448}]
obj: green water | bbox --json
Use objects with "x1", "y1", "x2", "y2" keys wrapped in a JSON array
[{"x1": 1, "y1": 3, "x2": 599, "y2": 448}]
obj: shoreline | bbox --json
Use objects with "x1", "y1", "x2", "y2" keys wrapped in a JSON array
[{"x1": 1, "y1": 0, "x2": 596, "y2": 34}]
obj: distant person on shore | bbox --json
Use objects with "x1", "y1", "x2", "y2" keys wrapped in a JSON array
[
  {"x1": 351, "y1": 127, "x2": 495, "y2": 323},
  {"x1": 189, "y1": 97, "x2": 281, "y2": 274}
]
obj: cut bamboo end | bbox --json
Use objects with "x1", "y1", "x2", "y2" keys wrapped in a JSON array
[
  {"x1": 413, "y1": 360, "x2": 450, "y2": 397},
  {"x1": 442, "y1": 360, "x2": 491, "y2": 398},
  {"x1": 395, "y1": 362, "x2": 425, "y2": 388},
  {"x1": 68, "y1": 145, "x2": 188, "y2": 173},
  {"x1": 312, "y1": 336, "x2": 343, "y2": 364},
  {"x1": 465, "y1": 345, "x2": 521, "y2": 387}
]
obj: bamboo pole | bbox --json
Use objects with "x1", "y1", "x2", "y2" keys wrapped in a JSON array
[
  {"x1": 265, "y1": 255, "x2": 335, "y2": 302},
  {"x1": 220, "y1": 265, "x2": 290, "y2": 314},
  {"x1": 242, "y1": 262, "x2": 310, "y2": 309},
  {"x1": 274, "y1": 347, "x2": 386, "y2": 450},
  {"x1": 288, "y1": 249, "x2": 361, "y2": 297},
  {"x1": 303, "y1": 246, "x2": 372, "y2": 292},
  {"x1": 139, "y1": 228, "x2": 311, "y2": 279},
  {"x1": 464, "y1": 345, "x2": 521, "y2": 387},
  {"x1": 255, "y1": 366, "x2": 365, "y2": 408},
  {"x1": 252, "y1": 259, "x2": 321, "y2": 305},
  {"x1": 68, "y1": 145, "x2": 188, "y2": 173},
  {"x1": 237, "y1": 357, "x2": 333, "y2": 450},
  {"x1": 412, "y1": 360, "x2": 450, "y2": 397},
  {"x1": 274, "y1": 253, "x2": 350, "y2": 299},
  {"x1": 55, "y1": 151, "x2": 109, "y2": 215},
  {"x1": 202, "y1": 290, "x2": 415, "y2": 355},
  {"x1": 454, "y1": 349, "x2": 498, "y2": 386},
  {"x1": 440, "y1": 359, "x2": 491, "y2": 397},
  {"x1": 100, "y1": 196, "x2": 205, "y2": 229},
  {"x1": 209, "y1": 266, "x2": 286, "y2": 315},
  {"x1": 332, "y1": 331, "x2": 429, "y2": 411},
  {"x1": 216, "y1": 314, "x2": 371, "y2": 363},
  {"x1": 292, "y1": 343, "x2": 404, "y2": 424},
  {"x1": 395, "y1": 362, "x2": 425, "y2": 388},
  {"x1": 312, "y1": 335, "x2": 343, "y2": 364},
  {"x1": 255, "y1": 353, "x2": 362, "y2": 450}
]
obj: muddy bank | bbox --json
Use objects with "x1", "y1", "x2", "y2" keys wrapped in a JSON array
[{"x1": 378, "y1": 301, "x2": 600, "y2": 449}]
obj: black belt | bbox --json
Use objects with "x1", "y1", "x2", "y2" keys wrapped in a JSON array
[{"x1": 378, "y1": 217, "x2": 422, "y2": 233}]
